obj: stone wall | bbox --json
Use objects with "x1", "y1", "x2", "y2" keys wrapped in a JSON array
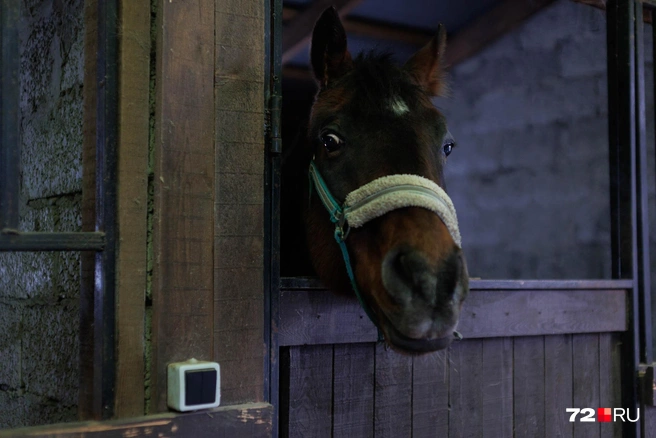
[
  {"x1": 0, "y1": 0, "x2": 84, "y2": 428},
  {"x1": 441, "y1": 0, "x2": 656, "y2": 280}
]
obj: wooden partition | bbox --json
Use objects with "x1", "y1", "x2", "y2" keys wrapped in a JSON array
[{"x1": 277, "y1": 279, "x2": 630, "y2": 437}]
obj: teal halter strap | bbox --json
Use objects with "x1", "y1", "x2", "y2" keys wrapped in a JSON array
[{"x1": 308, "y1": 161, "x2": 384, "y2": 340}]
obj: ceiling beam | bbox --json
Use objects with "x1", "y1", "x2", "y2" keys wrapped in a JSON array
[
  {"x1": 571, "y1": 0, "x2": 652, "y2": 23},
  {"x1": 282, "y1": 0, "x2": 365, "y2": 65},
  {"x1": 571, "y1": 0, "x2": 606, "y2": 8},
  {"x1": 283, "y1": 0, "x2": 559, "y2": 82},
  {"x1": 444, "y1": 0, "x2": 557, "y2": 66},
  {"x1": 283, "y1": 6, "x2": 433, "y2": 47}
]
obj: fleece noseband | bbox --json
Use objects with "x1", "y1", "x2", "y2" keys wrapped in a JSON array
[{"x1": 308, "y1": 160, "x2": 462, "y2": 339}]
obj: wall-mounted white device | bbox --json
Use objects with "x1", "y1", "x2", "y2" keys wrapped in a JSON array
[{"x1": 167, "y1": 358, "x2": 220, "y2": 412}]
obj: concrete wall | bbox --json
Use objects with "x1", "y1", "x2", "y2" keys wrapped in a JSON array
[
  {"x1": 442, "y1": 0, "x2": 656, "y2": 280},
  {"x1": 0, "y1": 0, "x2": 84, "y2": 428}
]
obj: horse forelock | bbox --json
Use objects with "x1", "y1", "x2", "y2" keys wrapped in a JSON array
[{"x1": 315, "y1": 52, "x2": 432, "y2": 114}]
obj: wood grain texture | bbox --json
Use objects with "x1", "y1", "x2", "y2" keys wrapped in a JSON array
[
  {"x1": 214, "y1": 0, "x2": 266, "y2": 405},
  {"x1": 281, "y1": 277, "x2": 634, "y2": 291},
  {"x1": 332, "y1": 343, "x2": 375, "y2": 438},
  {"x1": 599, "y1": 333, "x2": 623, "y2": 438},
  {"x1": 150, "y1": 0, "x2": 215, "y2": 412},
  {"x1": 0, "y1": 403, "x2": 272, "y2": 438},
  {"x1": 544, "y1": 335, "x2": 574, "y2": 438},
  {"x1": 79, "y1": 0, "x2": 99, "y2": 420},
  {"x1": 114, "y1": 0, "x2": 150, "y2": 418},
  {"x1": 573, "y1": 334, "x2": 601, "y2": 438},
  {"x1": 445, "y1": 0, "x2": 557, "y2": 66},
  {"x1": 643, "y1": 406, "x2": 656, "y2": 438},
  {"x1": 513, "y1": 336, "x2": 545, "y2": 438},
  {"x1": 279, "y1": 289, "x2": 378, "y2": 346},
  {"x1": 285, "y1": 345, "x2": 334, "y2": 437},
  {"x1": 278, "y1": 288, "x2": 628, "y2": 346},
  {"x1": 412, "y1": 349, "x2": 449, "y2": 436},
  {"x1": 482, "y1": 338, "x2": 513, "y2": 438},
  {"x1": 449, "y1": 340, "x2": 483, "y2": 438},
  {"x1": 374, "y1": 344, "x2": 413, "y2": 437}
]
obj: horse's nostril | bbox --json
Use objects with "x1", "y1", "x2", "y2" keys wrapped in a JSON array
[
  {"x1": 383, "y1": 247, "x2": 436, "y2": 304},
  {"x1": 397, "y1": 250, "x2": 430, "y2": 287},
  {"x1": 383, "y1": 246, "x2": 462, "y2": 305}
]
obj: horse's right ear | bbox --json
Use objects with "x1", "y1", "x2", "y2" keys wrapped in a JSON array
[{"x1": 311, "y1": 7, "x2": 352, "y2": 88}]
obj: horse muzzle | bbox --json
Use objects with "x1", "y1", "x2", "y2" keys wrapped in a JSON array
[{"x1": 380, "y1": 246, "x2": 468, "y2": 353}]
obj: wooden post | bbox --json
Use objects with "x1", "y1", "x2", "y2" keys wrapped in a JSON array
[
  {"x1": 113, "y1": 0, "x2": 151, "y2": 418},
  {"x1": 150, "y1": 0, "x2": 216, "y2": 412},
  {"x1": 214, "y1": 0, "x2": 266, "y2": 404}
]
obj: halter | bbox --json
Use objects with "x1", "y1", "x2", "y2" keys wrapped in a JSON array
[{"x1": 308, "y1": 160, "x2": 462, "y2": 340}]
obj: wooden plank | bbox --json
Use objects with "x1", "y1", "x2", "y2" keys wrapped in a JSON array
[
  {"x1": 79, "y1": 0, "x2": 100, "y2": 420},
  {"x1": 448, "y1": 340, "x2": 483, "y2": 438},
  {"x1": 412, "y1": 350, "x2": 450, "y2": 436},
  {"x1": 0, "y1": 403, "x2": 272, "y2": 438},
  {"x1": 643, "y1": 406, "x2": 656, "y2": 438},
  {"x1": 279, "y1": 289, "x2": 378, "y2": 346},
  {"x1": 278, "y1": 288, "x2": 628, "y2": 346},
  {"x1": 281, "y1": 277, "x2": 633, "y2": 291},
  {"x1": 214, "y1": 0, "x2": 266, "y2": 405},
  {"x1": 513, "y1": 336, "x2": 545, "y2": 438},
  {"x1": 572, "y1": 334, "x2": 600, "y2": 438},
  {"x1": 332, "y1": 343, "x2": 375, "y2": 438},
  {"x1": 283, "y1": 5, "x2": 432, "y2": 46},
  {"x1": 572, "y1": 0, "x2": 653, "y2": 23},
  {"x1": 599, "y1": 333, "x2": 622, "y2": 438},
  {"x1": 482, "y1": 338, "x2": 513, "y2": 438},
  {"x1": 281, "y1": 0, "x2": 364, "y2": 64},
  {"x1": 444, "y1": 0, "x2": 557, "y2": 66},
  {"x1": 150, "y1": 0, "x2": 215, "y2": 413},
  {"x1": 374, "y1": 344, "x2": 413, "y2": 437},
  {"x1": 114, "y1": 0, "x2": 150, "y2": 418},
  {"x1": 284, "y1": 345, "x2": 334, "y2": 437},
  {"x1": 544, "y1": 335, "x2": 573, "y2": 438},
  {"x1": 282, "y1": 0, "x2": 558, "y2": 74}
]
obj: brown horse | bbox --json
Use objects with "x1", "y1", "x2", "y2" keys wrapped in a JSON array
[{"x1": 282, "y1": 7, "x2": 469, "y2": 354}]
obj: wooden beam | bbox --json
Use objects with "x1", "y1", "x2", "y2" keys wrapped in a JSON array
[
  {"x1": 282, "y1": 0, "x2": 558, "y2": 79},
  {"x1": 572, "y1": 0, "x2": 606, "y2": 8},
  {"x1": 79, "y1": 0, "x2": 99, "y2": 420},
  {"x1": 444, "y1": 0, "x2": 558, "y2": 66},
  {"x1": 0, "y1": 403, "x2": 273, "y2": 438},
  {"x1": 572, "y1": 0, "x2": 652, "y2": 23},
  {"x1": 114, "y1": 0, "x2": 150, "y2": 418},
  {"x1": 151, "y1": 0, "x2": 215, "y2": 413},
  {"x1": 214, "y1": 0, "x2": 266, "y2": 404},
  {"x1": 277, "y1": 279, "x2": 630, "y2": 346},
  {"x1": 283, "y1": 6, "x2": 433, "y2": 47},
  {"x1": 282, "y1": 0, "x2": 365, "y2": 65}
]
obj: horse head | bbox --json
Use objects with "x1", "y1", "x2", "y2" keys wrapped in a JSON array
[{"x1": 303, "y1": 7, "x2": 469, "y2": 354}]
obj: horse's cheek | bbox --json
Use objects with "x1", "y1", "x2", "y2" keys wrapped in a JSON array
[{"x1": 304, "y1": 204, "x2": 352, "y2": 295}]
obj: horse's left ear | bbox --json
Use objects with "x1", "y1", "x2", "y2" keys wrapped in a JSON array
[
  {"x1": 311, "y1": 7, "x2": 353, "y2": 88},
  {"x1": 404, "y1": 24, "x2": 448, "y2": 96}
]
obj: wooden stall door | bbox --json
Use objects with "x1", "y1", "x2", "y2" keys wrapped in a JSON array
[{"x1": 277, "y1": 279, "x2": 629, "y2": 438}]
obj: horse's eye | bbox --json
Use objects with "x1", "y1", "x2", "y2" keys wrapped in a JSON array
[
  {"x1": 443, "y1": 142, "x2": 454, "y2": 157},
  {"x1": 321, "y1": 132, "x2": 344, "y2": 153}
]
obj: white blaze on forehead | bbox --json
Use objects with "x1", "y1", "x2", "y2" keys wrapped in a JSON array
[{"x1": 389, "y1": 95, "x2": 409, "y2": 116}]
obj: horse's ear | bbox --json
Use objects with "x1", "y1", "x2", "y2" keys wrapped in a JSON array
[
  {"x1": 404, "y1": 24, "x2": 448, "y2": 96},
  {"x1": 311, "y1": 7, "x2": 353, "y2": 87}
]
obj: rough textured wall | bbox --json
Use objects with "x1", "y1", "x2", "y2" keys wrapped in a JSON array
[
  {"x1": 442, "y1": 0, "x2": 656, "y2": 279},
  {"x1": 0, "y1": 0, "x2": 84, "y2": 428}
]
